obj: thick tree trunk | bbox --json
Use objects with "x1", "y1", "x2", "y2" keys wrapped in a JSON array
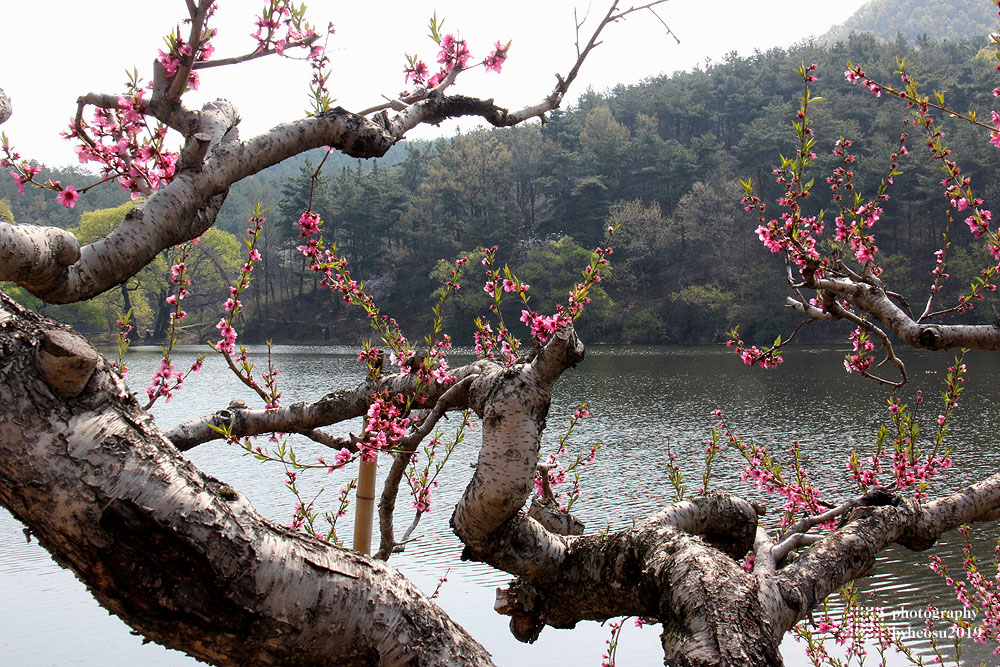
[{"x1": 0, "y1": 292, "x2": 492, "y2": 667}]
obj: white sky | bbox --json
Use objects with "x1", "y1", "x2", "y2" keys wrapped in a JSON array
[{"x1": 1, "y1": 1, "x2": 870, "y2": 166}]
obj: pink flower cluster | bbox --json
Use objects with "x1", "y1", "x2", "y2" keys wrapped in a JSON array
[
  {"x1": 520, "y1": 309, "x2": 567, "y2": 343},
  {"x1": 473, "y1": 322, "x2": 520, "y2": 363},
  {"x1": 156, "y1": 21, "x2": 217, "y2": 91},
  {"x1": 843, "y1": 327, "x2": 874, "y2": 375},
  {"x1": 928, "y1": 527, "x2": 1000, "y2": 652},
  {"x1": 360, "y1": 395, "x2": 411, "y2": 462},
  {"x1": 146, "y1": 357, "x2": 183, "y2": 402},
  {"x1": 251, "y1": 1, "x2": 320, "y2": 58},
  {"x1": 410, "y1": 470, "x2": 438, "y2": 513},
  {"x1": 726, "y1": 328, "x2": 783, "y2": 369},
  {"x1": 67, "y1": 85, "x2": 179, "y2": 200},
  {"x1": 318, "y1": 447, "x2": 353, "y2": 475},
  {"x1": 403, "y1": 29, "x2": 509, "y2": 90}
]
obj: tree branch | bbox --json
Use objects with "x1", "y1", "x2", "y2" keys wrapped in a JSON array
[
  {"x1": 164, "y1": 360, "x2": 492, "y2": 451},
  {"x1": 0, "y1": 292, "x2": 495, "y2": 666},
  {"x1": 813, "y1": 276, "x2": 1000, "y2": 351}
]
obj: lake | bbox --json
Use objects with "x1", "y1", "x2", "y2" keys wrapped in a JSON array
[{"x1": 2, "y1": 343, "x2": 1000, "y2": 665}]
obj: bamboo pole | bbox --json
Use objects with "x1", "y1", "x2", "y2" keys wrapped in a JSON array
[{"x1": 353, "y1": 458, "x2": 377, "y2": 554}]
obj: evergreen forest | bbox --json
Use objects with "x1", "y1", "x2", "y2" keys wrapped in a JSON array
[{"x1": 5, "y1": 15, "x2": 1000, "y2": 348}]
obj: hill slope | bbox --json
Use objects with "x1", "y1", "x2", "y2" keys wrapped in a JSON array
[{"x1": 822, "y1": 0, "x2": 996, "y2": 43}]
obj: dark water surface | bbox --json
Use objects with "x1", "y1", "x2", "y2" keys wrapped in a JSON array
[{"x1": 3, "y1": 344, "x2": 1000, "y2": 665}]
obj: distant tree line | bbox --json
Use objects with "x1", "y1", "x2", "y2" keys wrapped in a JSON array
[{"x1": 5, "y1": 30, "x2": 1000, "y2": 346}]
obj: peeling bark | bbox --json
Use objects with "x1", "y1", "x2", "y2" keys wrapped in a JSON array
[{"x1": 0, "y1": 293, "x2": 493, "y2": 667}]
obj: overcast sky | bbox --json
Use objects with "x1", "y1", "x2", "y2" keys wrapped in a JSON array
[{"x1": 2, "y1": 1, "x2": 871, "y2": 166}]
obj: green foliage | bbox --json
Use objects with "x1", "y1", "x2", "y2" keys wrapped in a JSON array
[
  {"x1": 622, "y1": 307, "x2": 668, "y2": 344},
  {"x1": 0, "y1": 199, "x2": 13, "y2": 224},
  {"x1": 823, "y1": 0, "x2": 996, "y2": 44},
  {"x1": 16, "y1": 22, "x2": 1000, "y2": 346},
  {"x1": 71, "y1": 200, "x2": 140, "y2": 243}
]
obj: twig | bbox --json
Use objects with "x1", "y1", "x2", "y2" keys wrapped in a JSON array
[
  {"x1": 193, "y1": 34, "x2": 320, "y2": 70},
  {"x1": 771, "y1": 533, "x2": 823, "y2": 563}
]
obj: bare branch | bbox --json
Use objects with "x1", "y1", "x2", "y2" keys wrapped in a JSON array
[
  {"x1": 193, "y1": 34, "x2": 321, "y2": 70},
  {"x1": 646, "y1": 6, "x2": 681, "y2": 44},
  {"x1": 771, "y1": 533, "x2": 823, "y2": 563},
  {"x1": 73, "y1": 92, "x2": 121, "y2": 148},
  {"x1": 778, "y1": 497, "x2": 860, "y2": 542}
]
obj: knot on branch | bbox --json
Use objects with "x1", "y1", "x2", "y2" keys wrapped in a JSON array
[
  {"x1": 52, "y1": 228, "x2": 82, "y2": 267},
  {"x1": 698, "y1": 494, "x2": 761, "y2": 560},
  {"x1": 35, "y1": 328, "x2": 99, "y2": 398},
  {"x1": 528, "y1": 496, "x2": 584, "y2": 536},
  {"x1": 495, "y1": 581, "x2": 546, "y2": 644},
  {"x1": 917, "y1": 325, "x2": 943, "y2": 349},
  {"x1": 177, "y1": 133, "x2": 213, "y2": 171}
]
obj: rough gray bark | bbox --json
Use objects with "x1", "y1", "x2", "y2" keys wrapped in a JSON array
[{"x1": 0, "y1": 292, "x2": 493, "y2": 667}]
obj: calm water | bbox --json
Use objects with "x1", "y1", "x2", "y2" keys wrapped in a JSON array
[{"x1": 2, "y1": 343, "x2": 1000, "y2": 666}]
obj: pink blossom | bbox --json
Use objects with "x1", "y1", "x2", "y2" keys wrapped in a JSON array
[
  {"x1": 298, "y1": 211, "x2": 321, "y2": 237},
  {"x1": 10, "y1": 171, "x2": 26, "y2": 195},
  {"x1": 56, "y1": 185, "x2": 80, "y2": 209},
  {"x1": 484, "y1": 40, "x2": 509, "y2": 73}
]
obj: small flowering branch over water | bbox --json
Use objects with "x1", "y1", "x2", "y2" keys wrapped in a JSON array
[
  {"x1": 847, "y1": 352, "x2": 964, "y2": 499},
  {"x1": 297, "y1": 205, "x2": 457, "y2": 392},
  {"x1": 474, "y1": 246, "x2": 529, "y2": 365},
  {"x1": 209, "y1": 205, "x2": 281, "y2": 409},
  {"x1": 406, "y1": 421, "x2": 464, "y2": 515},
  {"x1": 930, "y1": 525, "x2": 1000, "y2": 654},
  {"x1": 284, "y1": 464, "x2": 358, "y2": 545},
  {"x1": 144, "y1": 244, "x2": 205, "y2": 408},
  {"x1": 726, "y1": 324, "x2": 785, "y2": 369},
  {"x1": 534, "y1": 403, "x2": 599, "y2": 512},
  {"x1": 428, "y1": 568, "x2": 451, "y2": 601},
  {"x1": 710, "y1": 410, "x2": 830, "y2": 531},
  {"x1": 665, "y1": 443, "x2": 686, "y2": 502},
  {"x1": 109, "y1": 309, "x2": 133, "y2": 379},
  {"x1": 601, "y1": 618, "x2": 625, "y2": 667}
]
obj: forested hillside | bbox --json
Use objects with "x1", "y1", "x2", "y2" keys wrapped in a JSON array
[
  {"x1": 5, "y1": 29, "x2": 1000, "y2": 347},
  {"x1": 822, "y1": 0, "x2": 996, "y2": 44}
]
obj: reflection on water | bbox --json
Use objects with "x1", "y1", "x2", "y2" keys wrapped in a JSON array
[{"x1": 2, "y1": 344, "x2": 999, "y2": 665}]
